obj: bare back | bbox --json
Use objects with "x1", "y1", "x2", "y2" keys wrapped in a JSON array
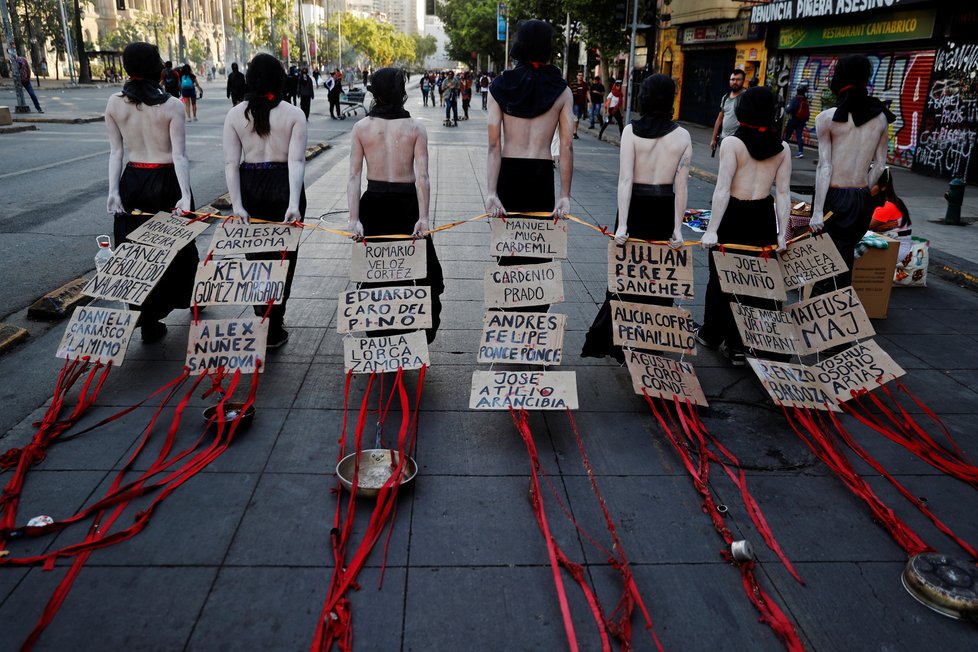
[
  {"x1": 225, "y1": 100, "x2": 306, "y2": 163},
  {"x1": 498, "y1": 88, "x2": 573, "y2": 159},
  {"x1": 816, "y1": 109, "x2": 888, "y2": 187},
  {"x1": 721, "y1": 137, "x2": 789, "y2": 200},
  {"x1": 105, "y1": 94, "x2": 182, "y2": 163},
  {"x1": 355, "y1": 117, "x2": 423, "y2": 182},
  {"x1": 630, "y1": 126, "x2": 692, "y2": 185}
]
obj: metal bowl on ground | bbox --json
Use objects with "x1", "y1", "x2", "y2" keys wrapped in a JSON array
[
  {"x1": 202, "y1": 402, "x2": 256, "y2": 429},
  {"x1": 335, "y1": 449, "x2": 418, "y2": 498},
  {"x1": 902, "y1": 552, "x2": 978, "y2": 620}
]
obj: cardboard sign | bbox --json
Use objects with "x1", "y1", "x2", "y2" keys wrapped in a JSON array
[
  {"x1": 778, "y1": 234, "x2": 848, "y2": 290},
  {"x1": 337, "y1": 285, "x2": 432, "y2": 334},
  {"x1": 712, "y1": 251, "x2": 787, "y2": 301},
  {"x1": 186, "y1": 318, "x2": 268, "y2": 376},
  {"x1": 208, "y1": 223, "x2": 302, "y2": 255},
  {"x1": 608, "y1": 241, "x2": 694, "y2": 299},
  {"x1": 350, "y1": 241, "x2": 427, "y2": 282},
  {"x1": 343, "y1": 330, "x2": 430, "y2": 374},
  {"x1": 126, "y1": 211, "x2": 209, "y2": 252},
  {"x1": 815, "y1": 339, "x2": 905, "y2": 403},
  {"x1": 624, "y1": 349, "x2": 708, "y2": 407},
  {"x1": 56, "y1": 306, "x2": 137, "y2": 365},
  {"x1": 478, "y1": 311, "x2": 566, "y2": 365},
  {"x1": 192, "y1": 260, "x2": 290, "y2": 306},
  {"x1": 484, "y1": 262, "x2": 564, "y2": 308},
  {"x1": 82, "y1": 243, "x2": 177, "y2": 306},
  {"x1": 730, "y1": 303, "x2": 799, "y2": 356},
  {"x1": 747, "y1": 357, "x2": 840, "y2": 411},
  {"x1": 490, "y1": 217, "x2": 568, "y2": 259},
  {"x1": 610, "y1": 301, "x2": 696, "y2": 354},
  {"x1": 469, "y1": 370, "x2": 579, "y2": 410},
  {"x1": 785, "y1": 287, "x2": 875, "y2": 354}
]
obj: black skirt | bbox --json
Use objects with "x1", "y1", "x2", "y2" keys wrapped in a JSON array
[{"x1": 497, "y1": 157, "x2": 556, "y2": 267}]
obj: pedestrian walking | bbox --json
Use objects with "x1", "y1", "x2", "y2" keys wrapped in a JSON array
[
  {"x1": 598, "y1": 80, "x2": 624, "y2": 140},
  {"x1": 443, "y1": 70, "x2": 459, "y2": 126},
  {"x1": 437, "y1": 72, "x2": 445, "y2": 107},
  {"x1": 588, "y1": 75, "x2": 605, "y2": 128},
  {"x1": 284, "y1": 66, "x2": 299, "y2": 105},
  {"x1": 420, "y1": 74, "x2": 432, "y2": 107},
  {"x1": 710, "y1": 68, "x2": 746, "y2": 154},
  {"x1": 783, "y1": 84, "x2": 810, "y2": 158},
  {"x1": 297, "y1": 66, "x2": 315, "y2": 119},
  {"x1": 179, "y1": 63, "x2": 203, "y2": 121},
  {"x1": 313, "y1": 68, "x2": 321, "y2": 88},
  {"x1": 15, "y1": 56, "x2": 43, "y2": 113},
  {"x1": 162, "y1": 60, "x2": 181, "y2": 98},
  {"x1": 460, "y1": 72, "x2": 472, "y2": 120},
  {"x1": 226, "y1": 62, "x2": 247, "y2": 106},
  {"x1": 569, "y1": 71, "x2": 589, "y2": 139},
  {"x1": 223, "y1": 53, "x2": 309, "y2": 349},
  {"x1": 479, "y1": 72, "x2": 489, "y2": 110},
  {"x1": 327, "y1": 70, "x2": 343, "y2": 119}
]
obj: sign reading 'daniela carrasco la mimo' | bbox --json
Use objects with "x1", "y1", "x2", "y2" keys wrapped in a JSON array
[{"x1": 750, "y1": 0, "x2": 930, "y2": 23}]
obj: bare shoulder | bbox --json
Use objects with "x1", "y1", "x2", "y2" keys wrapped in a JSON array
[
  {"x1": 413, "y1": 119, "x2": 428, "y2": 139},
  {"x1": 815, "y1": 107, "x2": 835, "y2": 126},
  {"x1": 105, "y1": 93, "x2": 123, "y2": 113},
  {"x1": 671, "y1": 126, "x2": 692, "y2": 146}
]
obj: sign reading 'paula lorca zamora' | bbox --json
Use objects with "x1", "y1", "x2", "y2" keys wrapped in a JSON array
[
  {"x1": 192, "y1": 260, "x2": 290, "y2": 306},
  {"x1": 186, "y1": 318, "x2": 268, "y2": 375},
  {"x1": 712, "y1": 250, "x2": 787, "y2": 301},
  {"x1": 126, "y1": 211, "x2": 210, "y2": 252},
  {"x1": 469, "y1": 370, "x2": 579, "y2": 410},
  {"x1": 607, "y1": 241, "x2": 694, "y2": 299},
  {"x1": 611, "y1": 301, "x2": 696, "y2": 354},
  {"x1": 624, "y1": 349, "x2": 708, "y2": 407},
  {"x1": 484, "y1": 262, "x2": 564, "y2": 308},
  {"x1": 83, "y1": 243, "x2": 178, "y2": 306},
  {"x1": 208, "y1": 223, "x2": 302, "y2": 256},
  {"x1": 344, "y1": 330, "x2": 430, "y2": 374},
  {"x1": 490, "y1": 217, "x2": 568, "y2": 259},
  {"x1": 350, "y1": 241, "x2": 427, "y2": 282},
  {"x1": 56, "y1": 306, "x2": 137, "y2": 365},
  {"x1": 337, "y1": 286, "x2": 432, "y2": 334},
  {"x1": 478, "y1": 311, "x2": 566, "y2": 365}
]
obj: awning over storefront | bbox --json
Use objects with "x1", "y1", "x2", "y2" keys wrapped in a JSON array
[{"x1": 669, "y1": 0, "x2": 742, "y2": 26}]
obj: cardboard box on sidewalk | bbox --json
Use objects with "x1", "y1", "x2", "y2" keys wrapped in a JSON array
[
  {"x1": 852, "y1": 235, "x2": 900, "y2": 319},
  {"x1": 0, "y1": 106, "x2": 12, "y2": 126}
]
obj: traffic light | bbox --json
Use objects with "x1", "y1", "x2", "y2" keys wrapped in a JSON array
[{"x1": 614, "y1": 1, "x2": 627, "y2": 25}]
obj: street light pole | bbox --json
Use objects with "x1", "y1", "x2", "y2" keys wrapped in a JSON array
[
  {"x1": 57, "y1": 0, "x2": 75, "y2": 83},
  {"x1": 177, "y1": 0, "x2": 184, "y2": 63},
  {"x1": 624, "y1": 0, "x2": 639, "y2": 124},
  {"x1": 0, "y1": 0, "x2": 28, "y2": 111},
  {"x1": 240, "y1": 0, "x2": 246, "y2": 66}
]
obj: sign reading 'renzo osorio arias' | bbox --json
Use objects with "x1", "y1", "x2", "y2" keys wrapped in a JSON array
[
  {"x1": 337, "y1": 286, "x2": 432, "y2": 334},
  {"x1": 469, "y1": 370, "x2": 579, "y2": 410},
  {"x1": 82, "y1": 243, "x2": 177, "y2": 306},
  {"x1": 607, "y1": 241, "x2": 693, "y2": 299},
  {"x1": 478, "y1": 311, "x2": 566, "y2": 365},
  {"x1": 192, "y1": 260, "x2": 289, "y2": 306},
  {"x1": 611, "y1": 301, "x2": 696, "y2": 354},
  {"x1": 56, "y1": 306, "x2": 137, "y2": 365},
  {"x1": 490, "y1": 217, "x2": 568, "y2": 259},
  {"x1": 484, "y1": 262, "x2": 564, "y2": 308},
  {"x1": 126, "y1": 212, "x2": 210, "y2": 252},
  {"x1": 784, "y1": 287, "x2": 875, "y2": 354},
  {"x1": 712, "y1": 250, "x2": 787, "y2": 301},
  {"x1": 747, "y1": 357, "x2": 840, "y2": 412},
  {"x1": 208, "y1": 223, "x2": 302, "y2": 256},
  {"x1": 350, "y1": 240, "x2": 427, "y2": 282},
  {"x1": 624, "y1": 349, "x2": 708, "y2": 407},
  {"x1": 778, "y1": 234, "x2": 848, "y2": 290},
  {"x1": 186, "y1": 318, "x2": 268, "y2": 375},
  {"x1": 343, "y1": 330, "x2": 430, "y2": 374}
]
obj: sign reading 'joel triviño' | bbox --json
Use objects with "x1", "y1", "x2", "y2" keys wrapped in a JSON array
[
  {"x1": 82, "y1": 243, "x2": 177, "y2": 306},
  {"x1": 490, "y1": 217, "x2": 568, "y2": 259},
  {"x1": 126, "y1": 211, "x2": 210, "y2": 252},
  {"x1": 747, "y1": 357, "x2": 840, "y2": 412},
  {"x1": 186, "y1": 318, "x2": 268, "y2": 375},
  {"x1": 625, "y1": 349, "x2": 708, "y2": 407},
  {"x1": 337, "y1": 285, "x2": 432, "y2": 334},
  {"x1": 712, "y1": 250, "x2": 787, "y2": 301},
  {"x1": 344, "y1": 330, "x2": 430, "y2": 374},
  {"x1": 208, "y1": 223, "x2": 302, "y2": 255},
  {"x1": 607, "y1": 242, "x2": 694, "y2": 299},
  {"x1": 192, "y1": 260, "x2": 290, "y2": 306},
  {"x1": 611, "y1": 301, "x2": 696, "y2": 354},
  {"x1": 350, "y1": 241, "x2": 427, "y2": 282},
  {"x1": 778, "y1": 234, "x2": 848, "y2": 290},
  {"x1": 484, "y1": 262, "x2": 564, "y2": 308},
  {"x1": 478, "y1": 311, "x2": 566, "y2": 365},
  {"x1": 784, "y1": 287, "x2": 875, "y2": 354},
  {"x1": 469, "y1": 370, "x2": 579, "y2": 410},
  {"x1": 56, "y1": 306, "x2": 137, "y2": 365}
]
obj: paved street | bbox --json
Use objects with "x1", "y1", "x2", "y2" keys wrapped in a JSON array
[{"x1": 1, "y1": 82, "x2": 978, "y2": 650}]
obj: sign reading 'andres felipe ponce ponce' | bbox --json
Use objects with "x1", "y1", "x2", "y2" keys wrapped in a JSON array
[
  {"x1": 350, "y1": 240, "x2": 427, "y2": 283},
  {"x1": 478, "y1": 311, "x2": 566, "y2": 365},
  {"x1": 126, "y1": 212, "x2": 210, "y2": 252},
  {"x1": 490, "y1": 217, "x2": 568, "y2": 259},
  {"x1": 469, "y1": 370, "x2": 579, "y2": 410},
  {"x1": 192, "y1": 260, "x2": 290, "y2": 306},
  {"x1": 56, "y1": 306, "x2": 137, "y2": 365},
  {"x1": 607, "y1": 241, "x2": 694, "y2": 299},
  {"x1": 186, "y1": 318, "x2": 268, "y2": 375},
  {"x1": 208, "y1": 223, "x2": 302, "y2": 256},
  {"x1": 83, "y1": 243, "x2": 178, "y2": 306},
  {"x1": 484, "y1": 262, "x2": 564, "y2": 308}
]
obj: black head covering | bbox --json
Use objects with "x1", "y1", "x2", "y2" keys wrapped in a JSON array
[
  {"x1": 733, "y1": 86, "x2": 783, "y2": 161},
  {"x1": 120, "y1": 42, "x2": 168, "y2": 107},
  {"x1": 244, "y1": 53, "x2": 285, "y2": 138},
  {"x1": 489, "y1": 19, "x2": 567, "y2": 119},
  {"x1": 367, "y1": 67, "x2": 411, "y2": 120},
  {"x1": 830, "y1": 54, "x2": 895, "y2": 126},
  {"x1": 631, "y1": 74, "x2": 678, "y2": 139}
]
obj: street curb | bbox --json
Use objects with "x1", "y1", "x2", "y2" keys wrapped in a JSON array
[
  {"x1": 929, "y1": 249, "x2": 978, "y2": 294},
  {"x1": 27, "y1": 277, "x2": 92, "y2": 321},
  {"x1": 0, "y1": 324, "x2": 29, "y2": 354},
  {"x1": 306, "y1": 141, "x2": 331, "y2": 160},
  {"x1": 13, "y1": 115, "x2": 104, "y2": 124},
  {"x1": 0, "y1": 124, "x2": 38, "y2": 135},
  {"x1": 690, "y1": 166, "x2": 718, "y2": 184}
]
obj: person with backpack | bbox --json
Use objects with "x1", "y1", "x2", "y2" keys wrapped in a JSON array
[
  {"x1": 162, "y1": 61, "x2": 180, "y2": 98},
  {"x1": 420, "y1": 73, "x2": 432, "y2": 107},
  {"x1": 15, "y1": 56, "x2": 43, "y2": 113},
  {"x1": 784, "y1": 83, "x2": 810, "y2": 159},
  {"x1": 179, "y1": 64, "x2": 203, "y2": 121},
  {"x1": 479, "y1": 72, "x2": 489, "y2": 110}
]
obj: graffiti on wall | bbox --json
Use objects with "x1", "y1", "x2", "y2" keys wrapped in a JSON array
[{"x1": 913, "y1": 43, "x2": 978, "y2": 181}]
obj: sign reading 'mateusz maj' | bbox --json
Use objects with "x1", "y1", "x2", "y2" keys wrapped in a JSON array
[
  {"x1": 478, "y1": 311, "x2": 566, "y2": 365},
  {"x1": 82, "y1": 243, "x2": 177, "y2": 305},
  {"x1": 343, "y1": 330, "x2": 430, "y2": 374},
  {"x1": 485, "y1": 262, "x2": 564, "y2": 308},
  {"x1": 337, "y1": 285, "x2": 432, "y2": 334},
  {"x1": 192, "y1": 260, "x2": 290, "y2": 306},
  {"x1": 350, "y1": 240, "x2": 427, "y2": 282},
  {"x1": 126, "y1": 212, "x2": 209, "y2": 252},
  {"x1": 56, "y1": 306, "x2": 137, "y2": 365},
  {"x1": 490, "y1": 217, "x2": 568, "y2": 259},
  {"x1": 186, "y1": 318, "x2": 268, "y2": 375},
  {"x1": 208, "y1": 223, "x2": 302, "y2": 255},
  {"x1": 469, "y1": 370, "x2": 579, "y2": 410},
  {"x1": 784, "y1": 287, "x2": 875, "y2": 354},
  {"x1": 607, "y1": 242, "x2": 693, "y2": 299}
]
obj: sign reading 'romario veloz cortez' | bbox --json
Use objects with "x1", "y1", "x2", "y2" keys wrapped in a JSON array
[
  {"x1": 607, "y1": 241, "x2": 694, "y2": 299},
  {"x1": 126, "y1": 211, "x2": 210, "y2": 252},
  {"x1": 747, "y1": 357, "x2": 841, "y2": 412},
  {"x1": 191, "y1": 260, "x2": 290, "y2": 306},
  {"x1": 784, "y1": 287, "x2": 875, "y2": 355},
  {"x1": 469, "y1": 370, "x2": 579, "y2": 410},
  {"x1": 484, "y1": 262, "x2": 564, "y2": 308},
  {"x1": 490, "y1": 217, "x2": 568, "y2": 259},
  {"x1": 186, "y1": 318, "x2": 268, "y2": 376},
  {"x1": 712, "y1": 250, "x2": 787, "y2": 301},
  {"x1": 350, "y1": 240, "x2": 427, "y2": 282},
  {"x1": 477, "y1": 311, "x2": 566, "y2": 365},
  {"x1": 814, "y1": 339, "x2": 905, "y2": 404},
  {"x1": 207, "y1": 223, "x2": 302, "y2": 256},
  {"x1": 82, "y1": 243, "x2": 178, "y2": 306},
  {"x1": 730, "y1": 303, "x2": 800, "y2": 356},
  {"x1": 56, "y1": 306, "x2": 137, "y2": 366},
  {"x1": 777, "y1": 234, "x2": 848, "y2": 290},
  {"x1": 624, "y1": 349, "x2": 708, "y2": 407},
  {"x1": 610, "y1": 301, "x2": 696, "y2": 355},
  {"x1": 343, "y1": 330, "x2": 430, "y2": 374},
  {"x1": 336, "y1": 286, "x2": 432, "y2": 334}
]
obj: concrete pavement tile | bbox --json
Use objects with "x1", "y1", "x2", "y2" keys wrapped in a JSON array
[
  {"x1": 890, "y1": 281, "x2": 978, "y2": 310},
  {"x1": 874, "y1": 335, "x2": 931, "y2": 370},
  {"x1": 879, "y1": 333, "x2": 978, "y2": 370},
  {"x1": 187, "y1": 566, "x2": 405, "y2": 652},
  {"x1": 698, "y1": 400, "x2": 818, "y2": 472},
  {"x1": 122, "y1": 324, "x2": 191, "y2": 361},
  {"x1": 292, "y1": 364, "x2": 363, "y2": 410},
  {"x1": 264, "y1": 327, "x2": 328, "y2": 364},
  {"x1": 92, "y1": 360, "x2": 196, "y2": 408},
  {"x1": 0, "y1": 566, "x2": 216, "y2": 651},
  {"x1": 872, "y1": 305, "x2": 957, "y2": 335},
  {"x1": 428, "y1": 328, "x2": 479, "y2": 354},
  {"x1": 434, "y1": 244, "x2": 491, "y2": 262},
  {"x1": 279, "y1": 298, "x2": 335, "y2": 327},
  {"x1": 397, "y1": 365, "x2": 475, "y2": 413},
  {"x1": 442, "y1": 279, "x2": 489, "y2": 301},
  {"x1": 892, "y1": 369, "x2": 978, "y2": 414},
  {"x1": 265, "y1": 409, "x2": 345, "y2": 474},
  {"x1": 289, "y1": 275, "x2": 352, "y2": 299},
  {"x1": 914, "y1": 307, "x2": 978, "y2": 335},
  {"x1": 435, "y1": 300, "x2": 490, "y2": 330}
]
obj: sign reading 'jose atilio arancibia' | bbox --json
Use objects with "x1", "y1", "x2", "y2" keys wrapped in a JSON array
[{"x1": 469, "y1": 370, "x2": 579, "y2": 410}]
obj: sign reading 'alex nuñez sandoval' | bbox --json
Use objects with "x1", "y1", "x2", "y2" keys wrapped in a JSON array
[{"x1": 186, "y1": 318, "x2": 268, "y2": 375}]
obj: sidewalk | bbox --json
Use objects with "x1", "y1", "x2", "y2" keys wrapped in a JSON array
[{"x1": 1, "y1": 91, "x2": 977, "y2": 651}]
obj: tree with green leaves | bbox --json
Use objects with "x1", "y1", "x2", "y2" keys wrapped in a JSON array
[
  {"x1": 100, "y1": 21, "x2": 144, "y2": 52},
  {"x1": 438, "y1": 0, "x2": 505, "y2": 68},
  {"x1": 412, "y1": 34, "x2": 437, "y2": 68}
]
